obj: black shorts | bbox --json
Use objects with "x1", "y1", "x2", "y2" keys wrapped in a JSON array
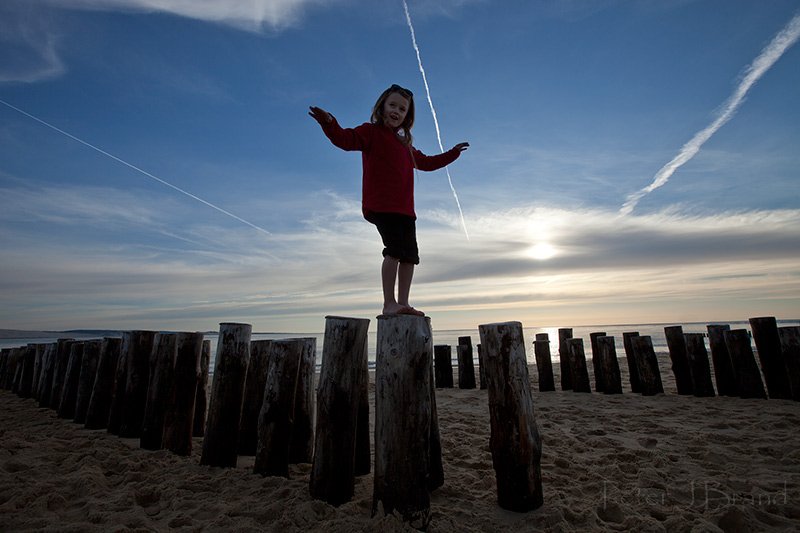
[{"x1": 366, "y1": 212, "x2": 420, "y2": 265}]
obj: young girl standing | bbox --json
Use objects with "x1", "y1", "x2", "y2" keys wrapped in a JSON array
[{"x1": 309, "y1": 84, "x2": 468, "y2": 316}]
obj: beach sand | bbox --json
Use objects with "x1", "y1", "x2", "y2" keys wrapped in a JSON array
[{"x1": 2, "y1": 357, "x2": 799, "y2": 532}]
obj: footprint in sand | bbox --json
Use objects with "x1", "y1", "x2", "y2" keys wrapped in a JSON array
[{"x1": 637, "y1": 437, "x2": 658, "y2": 449}]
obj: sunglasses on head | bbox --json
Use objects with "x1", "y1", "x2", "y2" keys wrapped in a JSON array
[{"x1": 390, "y1": 84, "x2": 413, "y2": 97}]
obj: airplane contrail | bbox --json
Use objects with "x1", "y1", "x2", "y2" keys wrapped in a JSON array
[{"x1": 620, "y1": 12, "x2": 800, "y2": 216}]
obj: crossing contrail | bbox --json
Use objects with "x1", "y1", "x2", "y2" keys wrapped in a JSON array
[
  {"x1": 620, "y1": 11, "x2": 800, "y2": 216},
  {"x1": 0, "y1": 98, "x2": 271, "y2": 235}
]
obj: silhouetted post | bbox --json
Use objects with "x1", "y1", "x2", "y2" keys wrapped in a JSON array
[
  {"x1": 479, "y1": 321, "x2": 543, "y2": 512},
  {"x1": 289, "y1": 338, "x2": 317, "y2": 464},
  {"x1": 567, "y1": 338, "x2": 592, "y2": 393},
  {"x1": 310, "y1": 316, "x2": 370, "y2": 506},
  {"x1": 723, "y1": 329, "x2": 767, "y2": 399},
  {"x1": 193, "y1": 340, "x2": 211, "y2": 438},
  {"x1": 141, "y1": 333, "x2": 177, "y2": 450},
  {"x1": 26, "y1": 344, "x2": 44, "y2": 399},
  {"x1": 253, "y1": 339, "x2": 302, "y2": 477},
  {"x1": 558, "y1": 328, "x2": 573, "y2": 391},
  {"x1": 85, "y1": 337, "x2": 122, "y2": 430},
  {"x1": 355, "y1": 335, "x2": 371, "y2": 477},
  {"x1": 630, "y1": 336, "x2": 663, "y2": 396},
  {"x1": 706, "y1": 325, "x2": 739, "y2": 397},
  {"x1": 683, "y1": 333, "x2": 715, "y2": 397},
  {"x1": 201, "y1": 323, "x2": 252, "y2": 468},
  {"x1": 49, "y1": 339, "x2": 76, "y2": 410},
  {"x1": 622, "y1": 332, "x2": 642, "y2": 393},
  {"x1": 118, "y1": 330, "x2": 157, "y2": 438},
  {"x1": 597, "y1": 336, "x2": 622, "y2": 394},
  {"x1": 0, "y1": 349, "x2": 8, "y2": 389},
  {"x1": 533, "y1": 333, "x2": 555, "y2": 392},
  {"x1": 664, "y1": 326, "x2": 693, "y2": 395},
  {"x1": 749, "y1": 317, "x2": 792, "y2": 399},
  {"x1": 478, "y1": 344, "x2": 487, "y2": 390},
  {"x1": 35, "y1": 343, "x2": 56, "y2": 401},
  {"x1": 372, "y1": 315, "x2": 439, "y2": 529},
  {"x1": 18, "y1": 345, "x2": 36, "y2": 399},
  {"x1": 589, "y1": 332, "x2": 606, "y2": 393},
  {"x1": 777, "y1": 326, "x2": 800, "y2": 402},
  {"x1": 238, "y1": 339, "x2": 273, "y2": 456},
  {"x1": 58, "y1": 342, "x2": 84, "y2": 419},
  {"x1": 434, "y1": 345, "x2": 454, "y2": 388},
  {"x1": 107, "y1": 333, "x2": 131, "y2": 434},
  {"x1": 457, "y1": 336, "x2": 476, "y2": 389},
  {"x1": 74, "y1": 339, "x2": 102, "y2": 424},
  {"x1": 8, "y1": 348, "x2": 23, "y2": 393},
  {"x1": 163, "y1": 332, "x2": 204, "y2": 456}
]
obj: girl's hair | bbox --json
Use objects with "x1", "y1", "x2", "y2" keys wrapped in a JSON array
[{"x1": 371, "y1": 84, "x2": 415, "y2": 146}]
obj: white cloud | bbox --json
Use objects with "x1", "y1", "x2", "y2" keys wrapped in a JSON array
[{"x1": 0, "y1": 2, "x2": 66, "y2": 83}]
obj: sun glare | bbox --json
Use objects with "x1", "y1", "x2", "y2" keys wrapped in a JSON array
[{"x1": 527, "y1": 242, "x2": 557, "y2": 261}]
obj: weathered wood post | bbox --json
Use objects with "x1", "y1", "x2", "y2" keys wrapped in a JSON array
[
  {"x1": 683, "y1": 333, "x2": 715, "y2": 397},
  {"x1": 84, "y1": 337, "x2": 122, "y2": 430},
  {"x1": 457, "y1": 336, "x2": 476, "y2": 389},
  {"x1": 589, "y1": 332, "x2": 607, "y2": 393},
  {"x1": 163, "y1": 332, "x2": 204, "y2": 456},
  {"x1": 706, "y1": 325, "x2": 738, "y2": 397},
  {"x1": 478, "y1": 344, "x2": 487, "y2": 390},
  {"x1": 0, "y1": 349, "x2": 8, "y2": 389},
  {"x1": 355, "y1": 335, "x2": 371, "y2": 477},
  {"x1": 107, "y1": 332, "x2": 131, "y2": 434},
  {"x1": 290, "y1": 337, "x2": 317, "y2": 464},
  {"x1": 8, "y1": 348, "x2": 23, "y2": 393},
  {"x1": 558, "y1": 328, "x2": 573, "y2": 391},
  {"x1": 597, "y1": 336, "x2": 623, "y2": 394},
  {"x1": 201, "y1": 323, "x2": 252, "y2": 468},
  {"x1": 566, "y1": 338, "x2": 592, "y2": 393},
  {"x1": 622, "y1": 331, "x2": 642, "y2": 393},
  {"x1": 73, "y1": 339, "x2": 102, "y2": 424},
  {"x1": 239, "y1": 339, "x2": 273, "y2": 456},
  {"x1": 630, "y1": 336, "x2": 664, "y2": 396},
  {"x1": 58, "y1": 342, "x2": 85, "y2": 419},
  {"x1": 433, "y1": 345, "x2": 454, "y2": 388},
  {"x1": 35, "y1": 343, "x2": 56, "y2": 401},
  {"x1": 141, "y1": 333, "x2": 177, "y2": 450},
  {"x1": 18, "y1": 345, "x2": 37, "y2": 399},
  {"x1": 723, "y1": 329, "x2": 767, "y2": 399},
  {"x1": 253, "y1": 339, "x2": 302, "y2": 477},
  {"x1": 533, "y1": 333, "x2": 555, "y2": 392},
  {"x1": 49, "y1": 339, "x2": 76, "y2": 410},
  {"x1": 749, "y1": 317, "x2": 792, "y2": 399},
  {"x1": 664, "y1": 326, "x2": 693, "y2": 395},
  {"x1": 310, "y1": 316, "x2": 370, "y2": 506},
  {"x1": 118, "y1": 330, "x2": 157, "y2": 438},
  {"x1": 777, "y1": 326, "x2": 800, "y2": 401},
  {"x1": 372, "y1": 314, "x2": 440, "y2": 529},
  {"x1": 193, "y1": 339, "x2": 211, "y2": 438},
  {"x1": 479, "y1": 321, "x2": 544, "y2": 512},
  {"x1": 30, "y1": 344, "x2": 46, "y2": 400}
]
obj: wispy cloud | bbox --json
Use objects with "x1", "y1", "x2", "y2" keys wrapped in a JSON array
[
  {"x1": 0, "y1": 2, "x2": 65, "y2": 83},
  {"x1": 620, "y1": 11, "x2": 800, "y2": 216}
]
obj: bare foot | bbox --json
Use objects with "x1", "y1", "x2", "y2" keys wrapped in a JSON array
[
  {"x1": 398, "y1": 306, "x2": 425, "y2": 317},
  {"x1": 382, "y1": 302, "x2": 408, "y2": 315}
]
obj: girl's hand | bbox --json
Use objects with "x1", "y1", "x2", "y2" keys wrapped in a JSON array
[
  {"x1": 453, "y1": 142, "x2": 469, "y2": 152},
  {"x1": 308, "y1": 106, "x2": 333, "y2": 125}
]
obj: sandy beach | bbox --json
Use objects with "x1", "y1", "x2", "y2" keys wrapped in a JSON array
[{"x1": 2, "y1": 357, "x2": 799, "y2": 532}]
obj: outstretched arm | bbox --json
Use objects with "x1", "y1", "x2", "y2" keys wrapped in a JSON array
[
  {"x1": 308, "y1": 106, "x2": 333, "y2": 125},
  {"x1": 453, "y1": 142, "x2": 469, "y2": 152},
  {"x1": 413, "y1": 141, "x2": 470, "y2": 171}
]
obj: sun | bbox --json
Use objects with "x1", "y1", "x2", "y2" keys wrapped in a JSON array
[{"x1": 526, "y1": 242, "x2": 557, "y2": 261}]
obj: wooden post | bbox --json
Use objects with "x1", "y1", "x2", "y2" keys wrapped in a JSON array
[
  {"x1": 597, "y1": 336, "x2": 623, "y2": 394},
  {"x1": 533, "y1": 333, "x2": 555, "y2": 392},
  {"x1": 163, "y1": 332, "x2": 204, "y2": 456},
  {"x1": 73, "y1": 339, "x2": 102, "y2": 424},
  {"x1": 193, "y1": 339, "x2": 211, "y2": 437},
  {"x1": 558, "y1": 328, "x2": 573, "y2": 391},
  {"x1": 354, "y1": 334, "x2": 371, "y2": 477},
  {"x1": 479, "y1": 321, "x2": 543, "y2": 512},
  {"x1": 238, "y1": 340, "x2": 273, "y2": 456},
  {"x1": 567, "y1": 338, "x2": 592, "y2": 393},
  {"x1": 253, "y1": 339, "x2": 302, "y2": 477},
  {"x1": 663, "y1": 326, "x2": 693, "y2": 395},
  {"x1": 310, "y1": 316, "x2": 370, "y2": 506},
  {"x1": 589, "y1": 331, "x2": 606, "y2": 393},
  {"x1": 457, "y1": 336, "x2": 476, "y2": 389},
  {"x1": 777, "y1": 327, "x2": 800, "y2": 402},
  {"x1": 290, "y1": 337, "x2": 317, "y2": 464},
  {"x1": 0, "y1": 349, "x2": 8, "y2": 389},
  {"x1": 723, "y1": 329, "x2": 767, "y2": 399},
  {"x1": 141, "y1": 333, "x2": 177, "y2": 450},
  {"x1": 706, "y1": 325, "x2": 738, "y2": 397},
  {"x1": 58, "y1": 342, "x2": 85, "y2": 419},
  {"x1": 8, "y1": 348, "x2": 23, "y2": 393},
  {"x1": 622, "y1": 331, "x2": 642, "y2": 393},
  {"x1": 35, "y1": 343, "x2": 56, "y2": 401},
  {"x1": 683, "y1": 333, "x2": 715, "y2": 397},
  {"x1": 478, "y1": 344, "x2": 487, "y2": 390},
  {"x1": 118, "y1": 330, "x2": 157, "y2": 438},
  {"x1": 18, "y1": 345, "x2": 37, "y2": 399},
  {"x1": 49, "y1": 339, "x2": 76, "y2": 410},
  {"x1": 201, "y1": 323, "x2": 252, "y2": 468},
  {"x1": 433, "y1": 345, "x2": 454, "y2": 388},
  {"x1": 85, "y1": 337, "x2": 122, "y2": 430},
  {"x1": 107, "y1": 332, "x2": 130, "y2": 435},
  {"x1": 749, "y1": 317, "x2": 792, "y2": 399},
  {"x1": 372, "y1": 315, "x2": 439, "y2": 529},
  {"x1": 630, "y1": 336, "x2": 664, "y2": 396},
  {"x1": 31, "y1": 343, "x2": 48, "y2": 400}
]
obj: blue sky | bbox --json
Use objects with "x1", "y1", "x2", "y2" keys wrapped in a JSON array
[{"x1": 1, "y1": 0, "x2": 798, "y2": 332}]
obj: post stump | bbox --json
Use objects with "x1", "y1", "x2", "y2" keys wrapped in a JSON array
[
  {"x1": 664, "y1": 326, "x2": 693, "y2": 395},
  {"x1": 533, "y1": 333, "x2": 555, "y2": 392}
]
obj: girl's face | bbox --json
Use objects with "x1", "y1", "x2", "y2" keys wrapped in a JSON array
[{"x1": 382, "y1": 92, "x2": 410, "y2": 129}]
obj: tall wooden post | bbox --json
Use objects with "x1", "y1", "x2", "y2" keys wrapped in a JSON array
[
  {"x1": 290, "y1": 337, "x2": 317, "y2": 464},
  {"x1": 558, "y1": 328, "x2": 573, "y2": 391},
  {"x1": 30, "y1": 344, "x2": 46, "y2": 400},
  {"x1": 457, "y1": 336, "x2": 476, "y2": 389},
  {"x1": 664, "y1": 326, "x2": 693, "y2": 395},
  {"x1": 589, "y1": 332, "x2": 606, "y2": 393},
  {"x1": 201, "y1": 323, "x2": 252, "y2": 468},
  {"x1": 622, "y1": 332, "x2": 641, "y2": 393},
  {"x1": 533, "y1": 333, "x2": 555, "y2": 392},
  {"x1": 723, "y1": 329, "x2": 767, "y2": 399},
  {"x1": 706, "y1": 325, "x2": 738, "y2": 397},
  {"x1": 749, "y1": 317, "x2": 792, "y2": 399},
  {"x1": 118, "y1": 330, "x2": 157, "y2": 438},
  {"x1": 238, "y1": 339, "x2": 273, "y2": 456},
  {"x1": 73, "y1": 339, "x2": 102, "y2": 424},
  {"x1": 141, "y1": 333, "x2": 177, "y2": 450},
  {"x1": 683, "y1": 333, "x2": 715, "y2": 397},
  {"x1": 193, "y1": 340, "x2": 211, "y2": 437},
  {"x1": 372, "y1": 315, "x2": 439, "y2": 529},
  {"x1": 479, "y1": 321, "x2": 543, "y2": 512},
  {"x1": 85, "y1": 337, "x2": 122, "y2": 430},
  {"x1": 355, "y1": 335, "x2": 371, "y2": 477},
  {"x1": 58, "y1": 342, "x2": 84, "y2": 419},
  {"x1": 434, "y1": 345, "x2": 454, "y2": 388},
  {"x1": 597, "y1": 336, "x2": 623, "y2": 394},
  {"x1": 49, "y1": 339, "x2": 76, "y2": 410},
  {"x1": 477, "y1": 344, "x2": 487, "y2": 390},
  {"x1": 18, "y1": 345, "x2": 37, "y2": 399},
  {"x1": 567, "y1": 338, "x2": 592, "y2": 393},
  {"x1": 107, "y1": 332, "x2": 131, "y2": 435},
  {"x1": 630, "y1": 336, "x2": 663, "y2": 396},
  {"x1": 163, "y1": 332, "x2": 203, "y2": 456},
  {"x1": 310, "y1": 316, "x2": 370, "y2": 506},
  {"x1": 777, "y1": 326, "x2": 800, "y2": 402},
  {"x1": 35, "y1": 343, "x2": 56, "y2": 401}
]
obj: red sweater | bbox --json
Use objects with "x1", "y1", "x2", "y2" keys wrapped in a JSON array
[{"x1": 320, "y1": 118, "x2": 461, "y2": 219}]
